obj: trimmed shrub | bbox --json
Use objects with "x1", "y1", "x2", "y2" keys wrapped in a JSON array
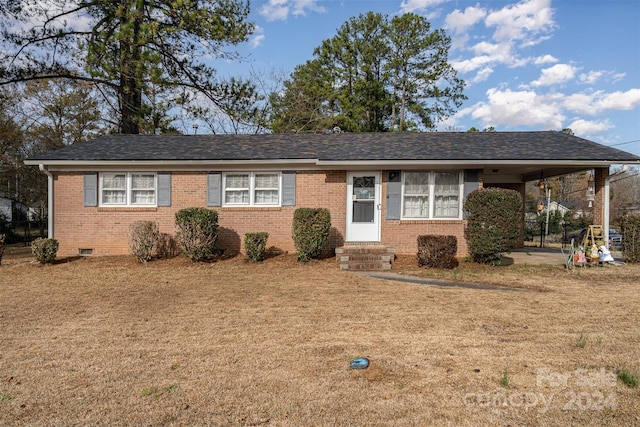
[
  {"x1": 620, "y1": 214, "x2": 640, "y2": 263},
  {"x1": 244, "y1": 232, "x2": 269, "y2": 262},
  {"x1": 0, "y1": 233, "x2": 5, "y2": 266},
  {"x1": 292, "y1": 208, "x2": 331, "y2": 263},
  {"x1": 417, "y1": 235, "x2": 459, "y2": 269},
  {"x1": 129, "y1": 220, "x2": 159, "y2": 263},
  {"x1": 175, "y1": 208, "x2": 219, "y2": 261},
  {"x1": 31, "y1": 237, "x2": 59, "y2": 264},
  {"x1": 464, "y1": 188, "x2": 522, "y2": 265}
]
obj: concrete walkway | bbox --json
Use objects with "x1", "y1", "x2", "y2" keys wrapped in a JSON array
[
  {"x1": 503, "y1": 246, "x2": 624, "y2": 266},
  {"x1": 360, "y1": 272, "x2": 532, "y2": 292}
]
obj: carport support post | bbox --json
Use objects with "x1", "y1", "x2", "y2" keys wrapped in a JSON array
[{"x1": 593, "y1": 167, "x2": 609, "y2": 245}]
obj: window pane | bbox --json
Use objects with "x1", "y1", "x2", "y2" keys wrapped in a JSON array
[
  {"x1": 226, "y1": 174, "x2": 249, "y2": 189},
  {"x1": 102, "y1": 173, "x2": 126, "y2": 205},
  {"x1": 403, "y1": 172, "x2": 429, "y2": 218},
  {"x1": 255, "y1": 173, "x2": 278, "y2": 189},
  {"x1": 255, "y1": 190, "x2": 279, "y2": 204},
  {"x1": 103, "y1": 190, "x2": 126, "y2": 204},
  {"x1": 404, "y1": 172, "x2": 429, "y2": 195},
  {"x1": 132, "y1": 174, "x2": 155, "y2": 189},
  {"x1": 403, "y1": 196, "x2": 429, "y2": 217},
  {"x1": 131, "y1": 190, "x2": 155, "y2": 205},
  {"x1": 434, "y1": 172, "x2": 460, "y2": 218},
  {"x1": 225, "y1": 190, "x2": 249, "y2": 204},
  {"x1": 103, "y1": 173, "x2": 126, "y2": 189}
]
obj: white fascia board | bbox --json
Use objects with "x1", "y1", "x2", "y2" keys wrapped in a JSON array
[{"x1": 25, "y1": 159, "x2": 320, "y2": 172}]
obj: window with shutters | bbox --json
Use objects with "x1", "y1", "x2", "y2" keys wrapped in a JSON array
[
  {"x1": 99, "y1": 172, "x2": 157, "y2": 206},
  {"x1": 401, "y1": 171, "x2": 462, "y2": 219},
  {"x1": 223, "y1": 172, "x2": 281, "y2": 206}
]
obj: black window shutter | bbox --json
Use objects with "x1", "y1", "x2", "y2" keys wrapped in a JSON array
[
  {"x1": 207, "y1": 172, "x2": 222, "y2": 207},
  {"x1": 157, "y1": 172, "x2": 171, "y2": 207},
  {"x1": 386, "y1": 170, "x2": 401, "y2": 220},
  {"x1": 83, "y1": 173, "x2": 98, "y2": 207},
  {"x1": 281, "y1": 171, "x2": 296, "y2": 206}
]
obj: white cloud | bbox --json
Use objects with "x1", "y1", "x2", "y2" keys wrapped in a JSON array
[
  {"x1": 250, "y1": 26, "x2": 265, "y2": 48},
  {"x1": 445, "y1": 5, "x2": 487, "y2": 33},
  {"x1": 485, "y1": 0, "x2": 555, "y2": 43},
  {"x1": 534, "y1": 54, "x2": 558, "y2": 65},
  {"x1": 449, "y1": 0, "x2": 557, "y2": 74},
  {"x1": 451, "y1": 55, "x2": 494, "y2": 74},
  {"x1": 564, "y1": 89, "x2": 640, "y2": 115},
  {"x1": 579, "y1": 70, "x2": 604, "y2": 85},
  {"x1": 467, "y1": 87, "x2": 565, "y2": 129},
  {"x1": 400, "y1": 0, "x2": 450, "y2": 14},
  {"x1": 595, "y1": 89, "x2": 640, "y2": 111},
  {"x1": 471, "y1": 67, "x2": 494, "y2": 84},
  {"x1": 291, "y1": 0, "x2": 326, "y2": 16},
  {"x1": 259, "y1": 0, "x2": 325, "y2": 21},
  {"x1": 567, "y1": 118, "x2": 613, "y2": 135},
  {"x1": 259, "y1": 0, "x2": 290, "y2": 21},
  {"x1": 530, "y1": 63, "x2": 577, "y2": 87}
]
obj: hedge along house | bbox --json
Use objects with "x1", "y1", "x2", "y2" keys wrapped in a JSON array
[{"x1": 25, "y1": 132, "x2": 640, "y2": 267}]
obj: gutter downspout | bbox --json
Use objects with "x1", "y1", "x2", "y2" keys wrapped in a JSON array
[{"x1": 39, "y1": 164, "x2": 53, "y2": 239}]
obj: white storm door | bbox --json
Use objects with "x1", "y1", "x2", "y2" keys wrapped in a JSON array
[{"x1": 346, "y1": 171, "x2": 381, "y2": 242}]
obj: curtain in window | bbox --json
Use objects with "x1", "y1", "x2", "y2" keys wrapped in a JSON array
[
  {"x1": 225, "y1": 174, "x2": 250, "y2": 204},
  {"x1": 102, "y1": 173, "x2": 126, "y2": 204},
  {"x1": 254, "y1": 173, "x2": 279, "y2": 204},
  {"x1": 131, "y1": 174, "x2": 156, "y2": 204},
  {"x1": 434, "y1": 172, "x2": 459, "y2": 218},
  {"x1": 403, "y1": 172, "x2": 430, "y2": 218}
]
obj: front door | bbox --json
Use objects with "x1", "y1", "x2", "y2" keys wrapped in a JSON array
[{"x1": 346, "y1": 171, "x2": 381, "y2": 242}]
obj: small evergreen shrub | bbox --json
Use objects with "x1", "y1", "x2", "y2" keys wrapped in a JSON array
[
  {"x1": 175, "y1": 208, "x2": 219, "y2": 261},
  {"x1": 417, "y1": 235, "x2": 459, "y2": 269},
  {"x1": 620, "y1": 214, "x2": 640, "y2": 263},
  {"x1": 0, "y1": 233, "x2": 5, "y2": 266},
  {"x1": 244, "y1": 232, "x2": 269, "y2": 262},
  {"x1": 292, "y1": 208, "x2": 331, "y2": 263},
  {"x1": 31, "y1": 237, "x2": 59, "y2": 264},
  {"x1": 464, "y1": 188, "x2": 522, "y2": 265},
  {"x1": 129, "y1": 220, "x2": 159, "y2": 263}
]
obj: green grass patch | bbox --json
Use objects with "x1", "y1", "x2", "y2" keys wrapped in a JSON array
[
  {"x1": 500, "y1": 369, "x2": 510, "y2": 388},
  {"x1": 617, "y1": 369, "x2": 639, "y2": 388}
]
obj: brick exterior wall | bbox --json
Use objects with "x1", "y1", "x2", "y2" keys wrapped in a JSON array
[
  {"x1": 380, "y1": 172, "x2": 470, "y2": 257},
  {"x1": 592, "y1": 167, "x2": 609, "y2": 227},
  {"x1": 51, "y1": 169, "x2": 480, "y2": 258}
]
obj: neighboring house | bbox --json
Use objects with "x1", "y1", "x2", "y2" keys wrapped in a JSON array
[
  {"x1": 546, "y1": 201, "x2": 571, "y2": 216},
  {"x1": 25, "y1": 132, "x2": 640, "y2": 261},
  {"x1": 0, "y1": 194, "x2": 28, "y2": 224}
]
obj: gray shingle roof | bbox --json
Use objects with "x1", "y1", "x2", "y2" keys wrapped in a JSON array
[{"x1": 27, "y1": 131, "x2": 640, "y2": 163}]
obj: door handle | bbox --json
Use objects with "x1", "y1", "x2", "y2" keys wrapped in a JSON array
[{"x1": 377, "y1": 204, "x2": 381, "y2": 210}]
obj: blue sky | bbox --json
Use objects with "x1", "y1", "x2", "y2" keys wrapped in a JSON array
[{"x1": 218, "y1": 0, "x2": 640, "y2": 155}]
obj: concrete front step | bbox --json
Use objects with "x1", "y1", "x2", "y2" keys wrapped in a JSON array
[{"x1": 336, "y1": 245, "x2": 395, "y2": 271}]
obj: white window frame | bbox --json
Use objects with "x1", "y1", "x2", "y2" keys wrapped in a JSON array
[
  {"x1": 222, "y1": 172, "x2": 282, "y2": 207},
  {"x1": 401, "y1": 170, "x2": 463, "y2": 219},
  {"x1": 99, "y1": 172, "x2": 157, "y2": 207}
]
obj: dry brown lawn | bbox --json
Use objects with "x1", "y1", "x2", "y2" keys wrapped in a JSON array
[{"x1": 0, "y1": 246, "x2": 639, "y2": 426}]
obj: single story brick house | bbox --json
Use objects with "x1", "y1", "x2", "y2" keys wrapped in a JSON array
[{"x1": 25, "y1": 132, "x2": 640, "y2": 262}]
